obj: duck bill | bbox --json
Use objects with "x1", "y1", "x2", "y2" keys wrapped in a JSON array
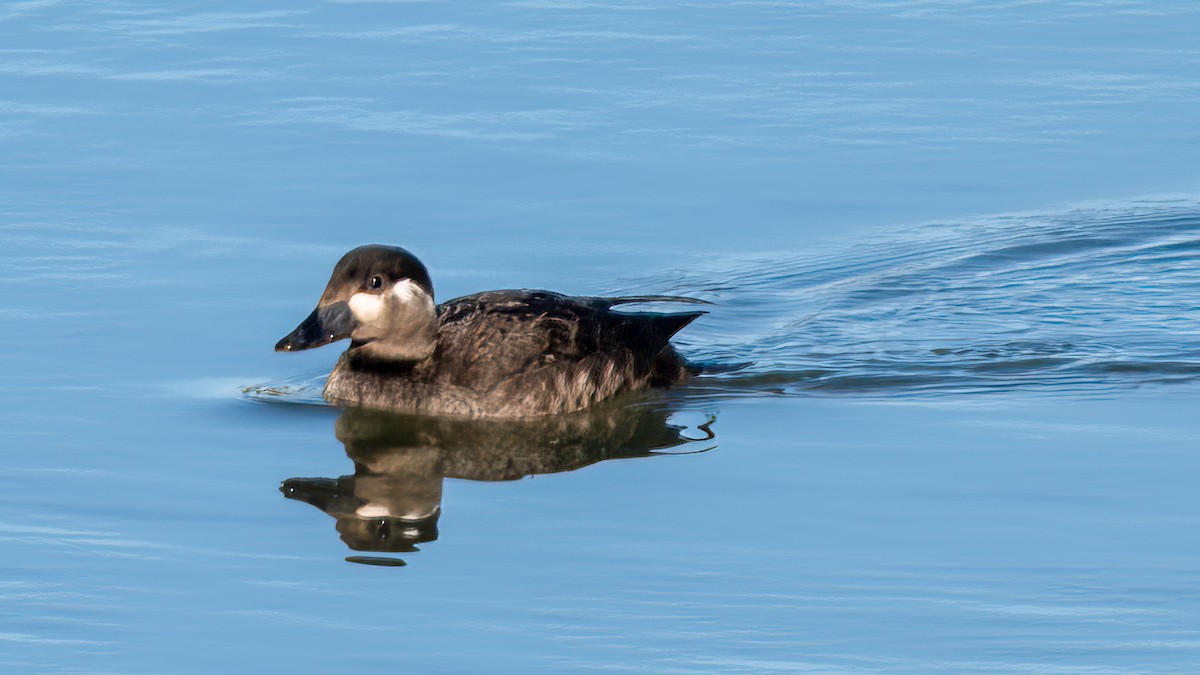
[{"x1": 275, "y1": 301, "x2": 357, "y2": 351}]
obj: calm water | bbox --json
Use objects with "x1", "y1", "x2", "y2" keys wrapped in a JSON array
[{"x1": 4, "y1": 1, "x2": 1200, "y2": 672}]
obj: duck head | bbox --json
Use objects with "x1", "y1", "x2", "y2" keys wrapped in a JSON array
[{"x1": 276, "y1": 245, "x2": 438, "y2": 362}]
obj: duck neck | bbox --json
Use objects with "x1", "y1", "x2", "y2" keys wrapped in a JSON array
[
  {"x1": 353, "y1": 320, "x2": 437, "y2": 364},
  {"x1": 347, "y1": 281, "x2": 439, "y2": 365}
]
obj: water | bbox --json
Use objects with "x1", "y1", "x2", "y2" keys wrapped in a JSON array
[
  {"x1": 4, "y1": 1, "x2": 1200, "y2": 672},
  {"x1": 663, "y1": 198, "x2": 1200, "y2": 396}
]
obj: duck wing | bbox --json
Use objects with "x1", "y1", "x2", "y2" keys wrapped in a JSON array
[{"x1": 434, "y1": 289, "x2": 705, "y2": 389}]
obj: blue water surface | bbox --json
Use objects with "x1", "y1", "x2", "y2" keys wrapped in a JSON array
[{"x1": 3, "y1": 1, "x2": 1200, "y2": 672}]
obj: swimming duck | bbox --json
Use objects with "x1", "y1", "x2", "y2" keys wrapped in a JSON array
[{"x1": 275, "y1": 245, "x2": 706, "y2": 417}]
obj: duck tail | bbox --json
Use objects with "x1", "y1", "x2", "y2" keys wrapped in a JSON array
[
  {"x1": 600, "y1": 295, "x2": 713, "y2": 308},
  {"x1": 640, "y1": 310, "x2": 706, "y2": 340}
]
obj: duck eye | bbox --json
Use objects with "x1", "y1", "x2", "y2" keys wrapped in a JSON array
[{"x1": 368, "y1": 275, "x2": 383, "y2": 290}]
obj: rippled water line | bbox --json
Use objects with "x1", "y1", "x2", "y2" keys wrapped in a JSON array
[{"x1": 624, "y1": 197, "x2": 1200, "y2": 398}]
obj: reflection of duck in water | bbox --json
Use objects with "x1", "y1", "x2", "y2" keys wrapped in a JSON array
[
  {"x1": 275, "y1": 245, "x2": 708, "y2": 417},
  {"x1": 281, "y1": 404, "x2": 715, "y2": 560}
]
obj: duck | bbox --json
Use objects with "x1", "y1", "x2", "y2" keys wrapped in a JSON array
[{"x1": 275, "y1": 245, "x2": 707, "y2": 418}]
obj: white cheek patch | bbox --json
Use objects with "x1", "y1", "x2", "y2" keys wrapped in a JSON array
[
  {"x1": 391, "y1": 279, "x2": 431, "y2": 307},
  {"x1": 347, "y1": 292, "x2": 384, "y2": 323},
  {"x1": 355, "y1": 504, "x2": 437, "y2": 521},
  {"x1": 355, "y1": 504, "x2": 393, "y2": 518}
]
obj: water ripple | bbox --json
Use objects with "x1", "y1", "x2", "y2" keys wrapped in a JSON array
[{"x1": 632, "y1": 197, "x2": 1200, "y2": 397}]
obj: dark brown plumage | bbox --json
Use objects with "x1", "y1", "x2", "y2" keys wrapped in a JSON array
[{"x1": 277, "y1": 246, "x2": 706, "y2": 417}]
